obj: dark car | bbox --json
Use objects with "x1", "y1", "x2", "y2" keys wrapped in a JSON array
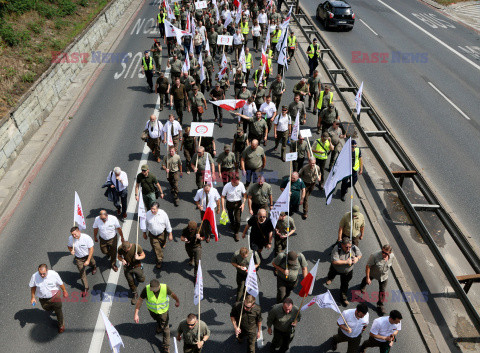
[{"x1": 316, "y1": 0, "x2": 355, "y2": 31}]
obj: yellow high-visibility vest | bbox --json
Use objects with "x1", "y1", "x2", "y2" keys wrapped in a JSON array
[
  {"x1": 158, "y1": 12, "x2": 166, "y2": 24},
  {"x1": 241, "y1": 21, "x2": 249, "y2": 35},
  {"x1": 271, "y1": 29, "x2": 282, "y2": 43},
  {"x1": 245, "y1": 53, "x2": 252, "y2": 69},
  {"x1": 307, "y1": 43, "x2": 320, "y2": 58},
  {"x1": 288, "y1": 35, "x2": 296, "y2": 48},
  {"x1": 143, "y1": 56, "x2": 154, "y2": 70},
  {"x1": 316, "y1": 91, "x2": 333, "y2": 110},
  {"x1": 353, "y1": 147, "x2": 360, "y2": 171},
  {"x1": 312, "y1": 139, "x2": 331, "y2": 160},
  {"x1": 146, "y1": 284, "x2": 169, "y2": 314}
]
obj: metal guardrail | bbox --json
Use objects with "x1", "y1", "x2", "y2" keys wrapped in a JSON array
[{"x1": 285, "y1": 1, "x2": 480, "y2": 329}]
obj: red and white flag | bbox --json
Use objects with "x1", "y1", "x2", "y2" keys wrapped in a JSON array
[
  {"x1": 298, "y1": 260, "x2": 319, "y2": 297},
  {"x1": 74, "y1": 191, "x2": 86, "y2": 230},
  {"x1": 235, "y1": 2, "x2": 242, "y2": 24},
  {"x1": 210, "y1": 99, "x2": 246, "y2": 111},
  {"x1": 233, "y1": 0, "x2": 240, "y2": 9},
  {"x1": 217, "y1": 53, "x2": 229, "y2": 79},
  {"x1": 202, "y1": 207, "x2": 219, "y2": 241},
  {"x1": 203, "y1": 159, "x2": 213, "y2": 185},
  {"x1": 239, "y1": 46, "x2": 247, "y2": 73},
  {"x1": 182, "y1": 54, "x2": 190, "y2": 73},
  {"x1": 301, "y1": 290, "x2": 341, "y2": 313},
  {"x1": 166, "y1": 1, "x2": 175, "y2": 20}
]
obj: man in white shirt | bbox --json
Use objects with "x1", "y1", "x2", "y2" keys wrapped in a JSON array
[
  {"x1": 360, "y1": 310, "x2": 402, "y2": 353},
  {"x1": 238, "y1": 96, "x2": 257, "y2": 133},
  {"x1": 142, "y1": 202, "x2": 173, "y2": 269},
  {"x1": 105, "y1": 167, "x2": 128, "y2": 219},
  {"x1": 93, "y1": 210, "x2": 124, "y2": 272},
  {"x1": 145, "y1": 114, "x2": 164, "y2": 163},
  {"x1": 29, "y1": 264, "x2": 68, "y2": 333},
  {"x1": 194, "y1": 183, "x2": 221, "y2": 242},
  {"x1": 68, "y1": 227, "x2": 97, "y2": 296},
  {"x1": 221, "y1": 174, "x2": 247, "y2": 241},
  {"x1": 257, "y1": 9, "x2": 268, "y2": 35},
  {"x1": 273, "y1": 105, "x2": 292, "y2": 161},
  {"x1": 260, "y1": 95, "x2": 277, "y2": 142},
  {"x1": 232, "y1": 28, "x2": 244, "y2": 62},
  {"x1": 331, "y1": 303, "x2": 369, "y2": 353},
  {"x1": 163, "y1": 114, "x2": 183, "y2": 152}
]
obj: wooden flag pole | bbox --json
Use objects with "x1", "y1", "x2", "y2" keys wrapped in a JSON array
[
  {"x1": 195, "y1": 136, "x2": 203, "y2": 169},
  {"x1": 286, "y1": 160, "x2": 292, "y2": 278},
  {"x1": 72, "y1": 219, "x2": 76, "y2": 253},
  {"x1": 305, "y1": 137, "x2": 320, "y2": 182},
  {"x1": 236, "y1": 286, "x2": 248, "y2": 337},
  {"x1": 198, "y1": 298, "x2": 201, "y2": 342},
  {"x1": 293, "y1": 295, "x2": 306, "y2": 323},
  {"x1": 340, "y1": 311, "x2": 351, "y2": 331}
]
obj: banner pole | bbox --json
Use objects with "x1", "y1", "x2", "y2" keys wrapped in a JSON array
[
  {"x1": 293, "y1": 296, "x2": 306, "y2": 322},
  {"x1": 195, "y1": 136, "x2": 203, "y2": 170},
  {"x1": 350, "y1": 138, "x2": 353, "y2": 258},
  {"x1": 305, "y1": 137, "x2": 320, "y2": 182},
  {"x1": 286, "y1": 160, "x2": 292, "y2": 278},
  {"x1": 237, "y1": 287, "x2": 248, "y2": 337}
]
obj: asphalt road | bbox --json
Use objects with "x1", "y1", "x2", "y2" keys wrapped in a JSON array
[
  {"x1": 300, "y1": 0, "x2": 480, "y2": 244},
  {"x1": 0, "y1": 1, "x2": 427, "y2": 352}
]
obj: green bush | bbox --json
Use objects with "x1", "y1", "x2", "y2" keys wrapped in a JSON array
[
  {"x1": 36, "y1": 3, "x2": 56, "y2": 19},
  {"x1": 0, "y1": 22, "x2": 20, "y2": 46},
  {"x1": 5, "y1": 0, "x2": 34, "y2": 15},
  {"x1": 27, "y1": 20, "x2": 43, "y2": 34},
  {"x1": 21, "y1": 71, "x2": 36, "y2": 83},
  {"x1": 58, "y1": 0, "x2": 77, "y2": 17}
]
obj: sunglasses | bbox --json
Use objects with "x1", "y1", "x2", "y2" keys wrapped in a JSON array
[
  {"x1": 258, "y1": 216, "x2": 266, "y2": 219},
  {"x1": 187, "y1": 322, "x2": 196, "y2": 327},
  {"x1": 382, "y1": 251, "x2": 390, "y2": 256}
]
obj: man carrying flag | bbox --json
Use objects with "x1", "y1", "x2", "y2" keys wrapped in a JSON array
[
  {"x1": 230, "y1": 294, "x2": 262, "y2": 352},
  {"x1": 272, "y1": 251, "x2": 308, "y2": 303},
  {"x1": 177, "y1": 313, "x2": 210, "y2": 353},
  {"x1": 267, "y1": 298, "x2": 301, "y2": 353},
  {"x1": 340, "y1": 139, "x2": 363, "y2": 202},
  {"x1": 134, "y1": 279, "x2": 180, "y2": 353},
  {"x1": 68, "y1": 226, "x2": 97, "y2": 297},
  {"x1": 329, "y1": 303, "x2": 369, "y2": 353},
  {"x1": 231, "y1": 247, "x2": 261, "y2": 302}
]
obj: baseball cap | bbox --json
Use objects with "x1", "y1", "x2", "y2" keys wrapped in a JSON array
[
  {"x1": 353, "y1": 205, "x2": 360, "y2": 215},
  {"x1": 141, "y1": 164, "x2": 149, "y2": 171},
  {"x1": 224, "y1": 144, "x2": 231, "y2": 150},
  {"x1": 352, "y1": 140, "x2": 357, "y2": 145},
  {"x1": 242, "y1": 83, "x2": 247, "y2": 87}
]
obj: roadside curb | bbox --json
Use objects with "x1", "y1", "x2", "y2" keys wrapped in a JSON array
[{"x1": 419, "y1": 0, "x2": 445, "y2": 10}]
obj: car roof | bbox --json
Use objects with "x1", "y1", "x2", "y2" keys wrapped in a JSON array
[{"x1": 328, "y1": 0, "x2": 351, "y2": 8}]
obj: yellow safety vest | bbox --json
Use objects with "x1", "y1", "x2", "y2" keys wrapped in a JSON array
[
  {"x1": 287, "y1": 35, "x2": 296, "y2": 48},
  {"x1": 174, "y1": 4, "x2": 180, "y2": 16},
  {"x1": 241, "y1": 21, "x2": 249, "y2": 35},
  {"x1": 316, "y1": 91, "x2": 333, "y2": 110},
  {"x1": 245, "y1": 53, "x2": 252, "y2": 69},
  {"x1": 158, "y1": 12, "x2": 166, "y2": 24},
  {"x1": 307, "y1": 43, "x2": 320, "y2": 59},
  {"x1": 312, "y1": 139, "x2": 331, "y2": 160},
  {"x1": 272, "y1": 30, "x2": 282, "y2": 43},
  {"x1": 254, "y1": 69, "x2": 266, "y2": 86},
  {"x1": 143, "y1": 56, "x2": 153, "y2": 70},
  {"x1": 146, "y1": 284, "x2": 169, "y2": 314},
  {"x1": 353, "y1": 147, "x2": 360, "y2": 171}
]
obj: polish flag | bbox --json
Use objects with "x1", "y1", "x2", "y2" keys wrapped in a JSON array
[
  {"x1": 203, "y1": 158, "x2": 212, "y2": 185},
  {"x1": 74, "y1": 191, "x2": 86, "y2": 230},
  {"x1": 234, "y1": 0, "x2": 240, "y2": 9},
  {"x1": 210, "y1": 99, "x2": 246, "y2": 111},
  {"x1": 298, "y1": 260, "x2": 319, "y2": 297},
  {"x1": 202, "y1": 207, "x2": 219, "y2": 241}
]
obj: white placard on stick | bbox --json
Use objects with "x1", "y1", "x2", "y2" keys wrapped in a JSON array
[
  {"x1": 190, "y1": 122, "x2": 215, "y2": 137},
  {"x1": 285, "y1": 152, "x2": 298, "y2": 162},
  {"x1": 195, "y1": 1, "x2": 207, "y2": 9},
  {"x1": 300, "y1": 129, "x2": 312, "y2": 138},
  {"x1": 217, "y1": 35, "x2": 234, "y2": 46}
]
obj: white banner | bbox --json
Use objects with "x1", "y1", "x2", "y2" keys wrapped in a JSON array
[
  {"x1": 217, "y1": 35, "x2": 234, "y2": 46},
  {"x1": 355, "y1": 81, "x2": 364, "y2": 115},
  {"x1": 270, "y1": 182, "x2": 290, "y2": 228},
  {"x1": 194, "y1": 260, "x2": 204, "y2": 305},
  {"x1": 138, "y1": 190, "x2": 146, "y2": 231},
  {"x1": 301, "y1": 290, "x2": 341, "y2": 314},
  {"x1": 300, "y1": 129, "x2": 312, "y2": 138},
  {"x1": 285, "y1": 152, "x2": 297, "y2": 162},
  {"x1": 190, "y1": 122, "x2": 215, "y2": 137},
  {"x1": 195, "y1": 1, "x2": 207, "y2": 9},
  {"x1": 100, "y1": 309, "x2": 125, "y2": 353},
  {"x1": 291, "y1": 111, "x2": 300, "y2": 141},
  {"x1": 239, "y1": 46, "x2": 247, "y2": 73},
  {"x1": 245, "y1": 253, "x2": 259, "y2": 297},
  {"x1": 324, "y1": 138, "x2": 352, "y2": 205}
]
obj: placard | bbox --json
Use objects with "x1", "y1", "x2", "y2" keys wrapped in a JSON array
[
  {"x1": 195, "y1": 1, "x2": 207, "y2": 10},
  {"x1": 285, "y1": 152, "x2": 298, "y2": 162},
  {"x1": 190, "y1": 122, "x2": 215, "y2": 137},
  {"x1": 217, "y1": 35, "x2": 234, "y2": 46},
  {"x1": 300, "y1": 129, "x2": 312, "y2": 138}
]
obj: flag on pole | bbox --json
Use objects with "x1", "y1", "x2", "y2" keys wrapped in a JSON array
[
  {"x1": 355, "y1": 81, "x2": 364, "y2": 115},
  {"x1": 235, "y1": 2, "x2": 242, "y2": 24},
  {"x1": 281, "y1": 5, "x2": 293, "y2": 30},
  {"x1": 209, "y1": 99, "x2": 246, "y2": 110},
  {"x1": 270, "y1": 183, "x2": 290, "y2": 228},
  {"x1": 239, "y1": 46, "x2": 247, "y2": 73},
  {"x1": 205, "y1": 38, "x2": 210, "y2": 56},
  {"x1": 264, "y1": 25, "x2": 271, "y2": 52},
  {"x1": 190, "y1": 14, "x2": 196, "y2": 36},
  {"x1": 166, "y1": 2, "x2": 175, "y2": 20},
  {"x1": 258, "y1": 63, "x2": 266, "y2": 83},
  {"x1": 199, "y1": 54, "x2": 206, "y2": 83},
  {"x1": 138, "y1": 191, "x2": 147, "y2": 231},
  {"x1": 173, "y1": 337, "x2": 180, "y2": 353},
  {"x1": 324, "y1": 138, "x2": 352, "y2": 205},
  {"x1": 298, "y1": 260, "x2": 319, "y2": 297},
  {"x1": 214, "y1": 4, "x2": 220, "y2": 23},
  {"x1": 233, "y1": 0, "x2": 240, "y2": 9},
  {"x1": 217, "y1": 53, "x2": 229, "y2": 79},
  {"x1": 301, "y1": 290, "x2": 342, "y2": 313},
  {"x1": 165, "y1": 20, "x2": 189, "y2": 46},
  {"x1": 203, "y1": 159, "x2": 213, "y2": 185},
  {"x1": 189, "y1": 38, "x2": 194, "y2": 55},
  {"x1": 224, "y1": 11, "x2": 233, "y2": 28},
  {"x1": 74, "y1": 191, "x2": 86, "y2": 229},
  {"x1": 291, "y1": 111, "x2": 300, "y2": 141},
  {"x1": 194, "y1": 260, "x2": 204, "y2": 305},
  {"x1": 186, "y1": 12, "x2": 190, "y2": 32},
  {"x1": 266, "y1": 0, "x2": 274, "y2": 10},
  {"x1": 182, "y1": 54, "x2": 190, "y2": 73},
  {"x1": 100, "y1": 309, "x2": 125, "y2": 353},
  {"x1": 277, "y1": 29, "x2": 289, "y2": 70},
  {"x1": 245, "y1": 252, "x2": 259, "y2": 297},
  {"x1": 202, "y1": 207, "x2": 219, "y2": 241}
]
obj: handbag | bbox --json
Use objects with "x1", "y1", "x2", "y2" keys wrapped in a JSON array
[
  {"x1": 141, "y1": 129, "x2": 149, "y2": 141},
  {"x1": 219, "y1": 210, "x2": 229, "y2": 225},
  {"x1": 197, "y1": 106, "x2": 204, "y2": 114}
]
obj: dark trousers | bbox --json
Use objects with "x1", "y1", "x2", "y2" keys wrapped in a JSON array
[
  {"x1": 184, "y1": 343, "x2": 203, "y2": 353},
  {"x1": 341, "y1": 171, "x2": 358, "y2": 198},
  {"x1": 147, "y1": 137, "x2": 161, "y2": 159},
  {"x1": 145, "y1": 70, "x2": 154, "y2": 90},
  {"x1": 227, "y1": 200, "x2": 242, "y2": 234},
  {"x1": 174, "y1": 99, "x2": 184, "y2": 124},
  {"x1": 159, "y1": 92, "x2": 169, "y2": 108},
  {"x1": 270, "y1": 328, "x2": 294, "y2": 353},
  {"x1": 99, "y1": 236, "x2": 118, "y2": 267},
  {"x1": 192, "y1": 107, "x2": 203, "y2": 122},
  {"x1": 272, "y1": 94, "x2": 282, "y2": 110},
  {"x1": 308, "y1": 58, "x2": 318, "y2": 77},
  {"x1": 276, "y1": 276, "x2": 297, "y2": 303},
  {"x1": 360, "y1": 336, "x2": 392, "y2": 353},
  {"x1": 221, "y1": 168, "x2": 234, "y2": 185},
  {"x1": 195, "y1": 171, "x2": 204, "y2": 190},
  {"x1": 75, "y1": 256, "x2": 97, "y2": 289},
  {"x1": 292, "y1": 157, "x2": 304, "y2": 172},
  {"x1": 167, "y1": 171, "x2": 179, "y2": 200},
  {"x1": 308, "y1": 91, "x2": 319, "y2": 113},
  {"x1": 274, "y1": 235, "x2": 287, "y2": 256},
  {"x1": 149, "y1": 310, "x2": 170, "y2": 350},
  {"x1": 213, "y1": 104, "x2": 223, "y2": 122},
  {"x1": 327, "y1": 264, "x2": 353, "y2": 300},
  {"x1": 303, "y1": 182, "x2": 315, "y2": 215},
  {"x1": 114, "y1": 188, "x2": 128, "y2": 216},
  {"x1": 332, "y1": 328, "x2": 362, "y2": 353},
  {"x1": 39, "y1": 296, "x2": 64, "y2": 327},
  {"x1": 316, "y1": 158, "x2": 328, "y2": 186},
  {"x1": 251, "y1": 203, "x2": 269, "y2": 217},
  {"x1": 124, "y1": 265, "x2": 145, "y2": 292},
  {"x1": 159, "y1": 23, "x2": 165, "y2": 37},
  {"x1": 274, "y1": 130, "x2": 288, "y2": 160},
  {"x1": 149, "y1": 231, "x2": 167, "y2": 265},
  {"x1": 360, "y1": 277, "x2": 388, "y2": 307},
  {"x1": 236, "y1": 272, "x2": 247, "y2": 302},
  {"x1": 239, "y1": 329, "x2": 257, "y2": 353},
  {"x1": 245, "y1": 168, "x2": 262, "y2": 186},
  {"x1": 253, "y1": 36, "x2": 260, "y2": 50},
  {"x1": 186, "y1": 245, "x2": 202, "y2": 278}
]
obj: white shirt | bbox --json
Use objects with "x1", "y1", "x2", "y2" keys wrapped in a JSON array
[
  {"x1": 257, "y1": 13, "x2": 268, "y2": 24},
  {"x1": 370, "y1": 316, "x2": 402, "y2": 342},
  {"x1": 145, "y1": 119, "x2": 163, "y2": 139},
  {"x1": 252, "y1": 25, "x2": 261, "y2": 36},
  {"x1": 194, "y1": 188, "x2": 221, "y2": 209},
  {"x1": 269, "y1": 24, "x2": 277, "y2": 33},
  {"x1": 233, "y1": 33, "x2": 244, "y2": 45},
  {"x1": 337, "y1": 309, "x2": 369, "y2": 338},
  {"x1": 93, "y1": 215, "x2": 121, "y2": 240},
  {"x1": 29, "y1": 270, "x2": 63, "y2": 299},
  {"x1": 68, "y1": 233, "x2": 94, "y2": 258},
  {"x1": 274, "y1": 113, "x2": 292, "y2": 132},
  {"x1": 239, "y1": 102, "x2": 257, "y2": 122},
  {"x1": 162, "y1": 119, "x2": 183, "y2": 136},
  {"x1": 222, "y1": 9, "x2": 231, "y2": 20},
  {"x1": 145, "y1": 209, "x2": 172, "y2": 235},
  {"x1": 222, "y1": 182, "x2": 246, "y2": 202},
  {"x1": 199, "y1": 26, "x2": 207, "y2": 41},
  {"x1": 260, "y1": 102, "x2": 277, "y2": 119},
  {"x1": 106, "y1": 171, "x2": 128, "y2": 192}
]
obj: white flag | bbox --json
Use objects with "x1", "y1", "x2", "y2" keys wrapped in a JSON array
[
  {"x1": 324, "y1": 138, "x2": 352, "y2": 205},
  {"x1": 189, "y1": 37, "x2": 194, "y2": 55},
  {"x1": 291, "y1": 111, "x2": 300, "y2": 141},
  {"x1": 203, "y1": 158, "x2": 213, "y2": 186},
  {"x1": 138, "y1": 190, "x2": 147, "y2": 231},
  {"x1": 277, "y1": 28, "x2": 289, "y2": 70},
  {"x1": 165, "y1": 20, "x2": 188, "y2": 46},
  {"x1": 245, "y1": 253, "x2": 259, "y2": 297},
  {"x1": 74, "y1": 191, "x2": 86, "y2": 230},
  {"x1": 263, "y1": 25, "x2": 271, "y2": 52},
  {"x1": 100, "y1": 309, "x2": 125, "y2": 353},
  {"x1": 194, "y1": 260, "x2": 204, "y2": 305},
  {"x1": 217, "y1": 53, "x2": 228, "y2": 79},
  {"x1": 199, "y1": 54, "x2": 206, "y2": 83},
  {"x1": 235, "y1": 2, "x2": 242, "y2": 24},
  {"x1": 270, "y1": 182, "x2": 290, "y2": 228},
  {"x1": 239, "y1": 46, "x2": 247, "y2": 73},
  {"x1": 355, "y1": 81, "x2": 363, "y2": 115},
  {"x1": 280, "y1": 5, "x2": 293, "y2": 30},
  {"x1": 301, "y1": 290, "x2": 341, "y2": 314},
  {"x1": 258, "y1": 63, "x2": 265, "y2": 84},
  {"x1": 224, "y1": 11, "x2": 233, "y2": 28},
  {"x1": 166, "y1": 2, "x2": 175, "y2": 20},
  {"x1": 182, "y1": 54, "x2": 190, "y2": 73},
  {"x1": 191, "y1": 14, "x2": 196, "y2": 36},
  {"x1": 214, "y1": 4, "x2": 220, "y2": 23},
  {"x1": 205, "y1": 38, "x2": 210, "y2": 56}
]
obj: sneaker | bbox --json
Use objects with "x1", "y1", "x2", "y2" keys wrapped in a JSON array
[
  {"x1": 342, "y1": 298, "x2": 349, "y2": 306},
  {"x1": 331, "y1": 339, "x2": 337, "y2": 351},
  {"x1": 377, "y1": 305, "x2": 386, "y2": 315},
  {"x1": 341, "y1": 195, "x2": 346, "y2": 202}
]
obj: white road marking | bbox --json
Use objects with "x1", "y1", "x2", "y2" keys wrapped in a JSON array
[
  {"x1": 87, "y1": 96, "x2": 160, "y2": 353},
  {"x1": 428, "y1": 82, "x2": 471, "y2": 121},
  {"x1": 376, "y1": 0, "x2": 480, "y2": 72},
  {"x1": 411, "y1": 12, "x2": 455, "y2": 29},
  {"x1": 359, "y1": 19, "x2": 378, "y2": 36}
]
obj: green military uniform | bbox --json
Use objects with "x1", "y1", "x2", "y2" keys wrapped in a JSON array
[
  {"x1": 267, "y1": 303, "x2": 302, "y2": 353},
  {"x1": 177, "y1": 319, "x2": 210, "y2": 353},
  {"x1": 238, "y1": 88, "x2": 252, "y2": 101},
  {"x1": 136, "y1": 172, "x2": 158, "y2": 210},
  {"x1": 307, "y1": 75, "x2": 322, "y2": 112},
  {"x1": 181, "y1": 222, "x2": 207, "y2": 278},
  {"x1": 189, "y1": 91, "x2": 206, "y2": 122},
  {"x1": 183, "y1": 133, "x2": 196, "y2": 170},
  {"x1": 254, "y1": 86, "x2": 266, "y2": 108},
  {"x1": 169, "y1": 57, "x2": 183, "y2": 80},
  {"x1": 280, "y1": 177, "x2": 305, "y2": 213},
  {"x1": 156, "y1": 76, "x2": 169, "y2": 109},
  {"x1": 328, "y1": 244, "x2": 362, "y2": 300},
  {"x1": 290, "y1": 140, "x2": 309, "y2": 172},
  {"x1": 208, "y1": 30, "x2": 218, "y2": 57},
  {"x1": 118, "y1": 244, "x2": 145, "y2": 297},
  {"x1": 292, "y1": 82, "x2": 308, "y2": 100},
  {"x1": 231, "y1": 250, "x2": 261, "y2": 302},
  {"x1": 233, "y1": 131, "x2": 248, "y2": 169},
  {"x1": 339, "y1": 211, "x2": 365, "y2": 246},
  {"x1": 199, "y1": 136, "x2": 215, "y2": 156},
  {"x1": 274, "y1": 216, "x2": 295, "y2": 255},
  {"x1": 171, "y1": 82, "x2": 186, "y2": 124},
  {"x1": 151, "y1": 42, "x2": 162, "y2": 72},
  {"x1": 270, "y1": 79, "x2": 286, "y2": 109},
  {"x1": 241, "y1": 146, "x2": 265, "y2": 185},
  {"x1": 217, "y1": 151, "x2": 235, "y2": 183},
  {"x1": 181, "y1": 74, "x2": 196, "y2": 94},
  {"x1": 316, "y1": 90, "x2": 334, "y2": 112},
  {"x1": 288, "y1": 100, "x2": 306, "y2": 125},
  {"x1": 247, "y1": 182, "x2": 272, "y2": 215},
  {"x1": 273, "y1": 252, "x2": 308, "y2": 303},
  {"x1": 162, "y1": 153, "x2": 181, "y2": 203},
  {"x1": 298, "y1": 164, "x2": 321, "y2": 217},
  {"x1": 204, "y1": 54, "x2": 214, "y2": 86},
  {"x1": 230, "y1": 302, "x2": 262, "y2": 352},
  {"x1": 319, "y1": 106, "x2": 338, "y2": 132},
  {"x1": 247, "y1": 117, "x2": 267, "y2": 142},
  {"x1": 191, "y1": 152, "x2": 214, "y2": 189},
  {"x1": 234, "y1": 72, "x2": 246, "y2": 97}
]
